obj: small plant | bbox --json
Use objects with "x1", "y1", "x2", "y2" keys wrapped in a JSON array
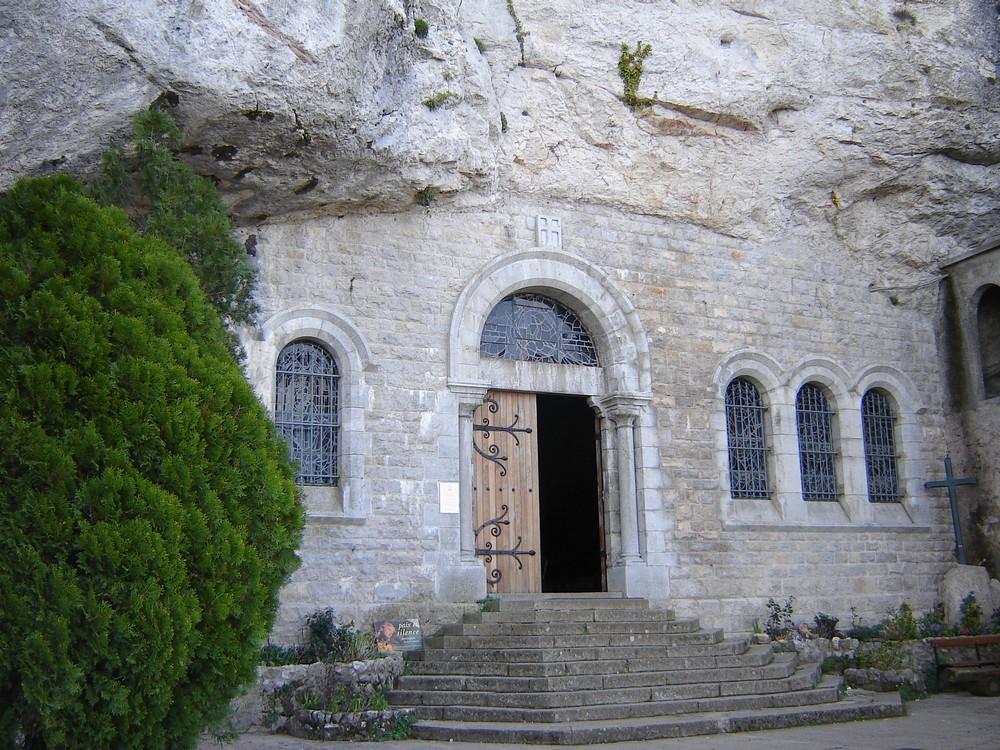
[
  {"x1": 414, "y1": 18, "x2": 429, "y2": 37},
  {"x1": 856, "y1": 640, "x2": 905, "y2": 671},
  {"x1": 959, "y1": 592, "x2": 984, "y2": 635},
  {"x1": 918, "y1": 603, "x2": 947, "y2": 638},
  {"x1": 846, "y1": 606, "x2": 882, "y2": 641},
  {"x1": 764, "y1": 596, "x2": 795, "y2": 640},
  {"x1": 991, "y1": 607, "x2": 1000, "y2": 634},
  {"x1": 812, "y1": 612, "x2": 840, "y2": 639},
  {"x1": 752, "y1": 619, "x2": 763, "y2": 635},
  {"x1": 618, "y1": 40, "x2": 654, "y2": 107},
  {"x1": 505, "y1": 0, "x2": 526, "y2": 65},
  {"x1": 414, "y1": 186, "x2": 437, "y2": 207},
  {"x1": 821, "y1": 654, "x2": 853, "y2": 675},
  {"x1": 422, "y1": 91, "x2": 458, "y2": 110},
  {"x1": 478, "y1": 595, "x2": 500, "y2": 612},
  {"x1": 881, "y1": 602, "x2": 918, "y2": 641},
  {"x1": 298, "y1": 608, "x2": 379, "y2": 663},
  {"x1": 259, "y1": 642, "x2": 308, "y2": 666},
  {"x1": 474, "y1": 36, "x2": 486, "y2": 53},
  {"x1": 372, "y1": 713, "x2": 416, "y2": 741}
]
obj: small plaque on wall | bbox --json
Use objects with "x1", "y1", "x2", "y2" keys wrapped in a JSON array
[{"x1": 439, "y1": 481, "x2": 460, "y2": 513}]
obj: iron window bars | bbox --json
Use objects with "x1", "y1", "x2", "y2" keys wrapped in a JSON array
[
  {"x1": 861, "y1": 389, "x2": 901, "y2": 503},
  {"x1": 724, "y1": 378, "x2": 771, "y2": 498},
  {"x1": 480, "y1": 293, "x2": 599, "y2": 367},
  {"x1": 795, "y1": 383, "x2": 838, "y2": 501},
  {"x1": 275, "y1": 341, "x2": 340, "y2": 485}
]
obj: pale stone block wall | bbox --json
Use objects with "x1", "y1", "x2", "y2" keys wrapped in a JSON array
[{"x1": 242, "y1": 193, "x2": 956, "y2": 640}]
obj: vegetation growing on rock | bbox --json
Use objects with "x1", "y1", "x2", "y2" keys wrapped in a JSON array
[{"x1": 0, "y1": 176, "x2": 303, "y2": 749}]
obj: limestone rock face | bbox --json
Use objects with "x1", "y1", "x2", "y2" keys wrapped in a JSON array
[
  {"x1": 1, "y1": 0, "x2": 501, "y2": 221},
  {"x1": 2, "y1": 0, "x2": 999, "y2": 273}
]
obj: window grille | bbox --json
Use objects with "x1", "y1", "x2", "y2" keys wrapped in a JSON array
[
  {"x1": 795, "y1": 383, "x2": 838, "y2": 501},
  {"x1": 861, "y1": 389, "x2": 901, "y2": 503},
  {"x1": 724, "y1": 378, "x2": 770, "y2": 498},
  {"x1": 480, "y1": 293, "x2": 599, "y2": 367},
  {"x1": 275, "y1": 341, "x2": 339, "y2": 485}
]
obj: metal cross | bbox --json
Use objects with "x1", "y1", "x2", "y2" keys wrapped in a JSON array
[{"x1": 925, "y1": 456, "x2": 977, "y2": 565}]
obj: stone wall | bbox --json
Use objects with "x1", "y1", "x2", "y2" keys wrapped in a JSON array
[{"x1": 243, "y1": 191, "x2": 959, "y2": 639}]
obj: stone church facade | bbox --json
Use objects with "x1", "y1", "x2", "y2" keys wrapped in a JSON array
[
  {"x1": 241, "y1": 194, "x2": 974, "y2": 639},
  {"x1": 3, "y1": 1, "x2": 999, "y2": 639}
]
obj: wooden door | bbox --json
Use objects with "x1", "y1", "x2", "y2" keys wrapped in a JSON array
[{"x1": 473, "y1": 390, "x2": 541, "y2": 592}]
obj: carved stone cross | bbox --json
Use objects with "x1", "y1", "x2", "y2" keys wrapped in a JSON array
[{"x1": 925, "y1": 456, "x2": 977, "y2": 565}]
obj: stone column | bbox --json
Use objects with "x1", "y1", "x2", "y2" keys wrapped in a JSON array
[
  {"x1": 440, "y1": 380, "x2": 489, "y2": 602},
  {"x1": 457, "y1": 397, "x2": 480, "y2": 561},
  {"x1": 611, "y1": 410, "x2": 641, "y2": 562}
]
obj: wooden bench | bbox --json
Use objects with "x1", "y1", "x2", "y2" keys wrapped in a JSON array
[{"x1": 927, "y1": 634, "x2": 1000, "y2": 696}]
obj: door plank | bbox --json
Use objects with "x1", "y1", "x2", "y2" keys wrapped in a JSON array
[{"x1": 473, "y1": 390, "x2": 541, "y2": 592}]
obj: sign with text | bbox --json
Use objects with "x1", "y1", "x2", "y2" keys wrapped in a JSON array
[{"x1": 373, "y1": 618, "x2": 422, "y2": 653}]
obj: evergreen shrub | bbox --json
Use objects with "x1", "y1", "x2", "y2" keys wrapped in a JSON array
[{"x1": 0, "y1": 176, "x2": 303, "y2": 749}]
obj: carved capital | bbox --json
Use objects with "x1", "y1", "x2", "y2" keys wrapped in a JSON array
[
  {"x1": 449, "y1": 379, "x2": 490, "y2": 417},
  {"x1": 592, "y1": 392, "x2": 652, "y2": 425}
]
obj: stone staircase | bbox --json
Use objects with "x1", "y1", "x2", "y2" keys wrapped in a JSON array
[{"x1": 387, "y1": 594, "x2": 903, "y2": 743}]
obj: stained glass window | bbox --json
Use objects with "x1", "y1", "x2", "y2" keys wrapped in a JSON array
[
  {"x1": 725, "y1": 378, "x2": 770, "y2": 498},
  {"x1": 480, "y1": 293, "x2": 599, "y2": 367},
  {"x1": 862, "y1": 389, "x2": 901, "y2": 503},
  {"x1": 275, "y1": 341, "x2": 339, "y2": 485},
  {"x1": 795, "y1": 383, "x2": 838, "y2": 501}
]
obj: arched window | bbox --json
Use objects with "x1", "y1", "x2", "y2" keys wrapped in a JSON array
[
  {"x1": 724, "y1": 378, "x2": 770, "y2": 498},
  {"x1": 275, "y1": 341, "x2": 339, "y2": 485},
  {"x1": 480, "y1": 293, "x2": 599, "y2": 366},
  {"x1": 795, "y1": 382, "x2": 838, "y2": 501},
  {"x1": 978, "y1": 285, "x2": 1000, "y2": 399},
  {"x1": 861, "y1": 389, "x2": 900, "y2": 503}
]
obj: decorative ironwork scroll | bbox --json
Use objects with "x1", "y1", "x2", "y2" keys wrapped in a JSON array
[
  {"x1": 472, "y1": 397, "x2": 532, "y2": 477},
  {"x1": 480, "y1": 293, "x2": 599, "y2": 367},
  {"x1": 473, "y1": 504, "x2": 537, "y2": 587}
]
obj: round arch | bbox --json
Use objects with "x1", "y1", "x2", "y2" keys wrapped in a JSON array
[{"x1": 448, "y1": 250, "x2": 651, "y2": 394}]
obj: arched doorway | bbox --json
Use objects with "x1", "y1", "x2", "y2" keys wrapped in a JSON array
[{"x1": 447, "y1": 251, "x2": 661, "y2": 598}]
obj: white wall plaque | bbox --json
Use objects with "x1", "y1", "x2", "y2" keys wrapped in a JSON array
[
  {"x1": 536, "y1": 215, "x2": 562, "y2": 248},
  {"x1": 439, "y1": 481, "x2": 460, "y2": 514}
]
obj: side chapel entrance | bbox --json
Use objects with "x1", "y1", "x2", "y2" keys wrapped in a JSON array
[{"x1": 473, "y1": 390, "x2": 606, "y2": 593}]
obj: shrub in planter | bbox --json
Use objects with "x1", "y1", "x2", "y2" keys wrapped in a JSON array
[{"x1": 0, "y1": 176, "x2": 303, "y2": 749}]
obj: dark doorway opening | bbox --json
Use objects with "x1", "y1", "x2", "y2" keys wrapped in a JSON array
[{"x1": 536, "y1": 394, "x2": 605, "y2": 592}]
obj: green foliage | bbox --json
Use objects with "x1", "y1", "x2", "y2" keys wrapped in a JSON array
[
  {"x1": 372, "y1": 712, "x2": 415, "y2": 741},
  {"x1": 846, "y1": 606, "x2": 882, "y2": 641},
  {"x1": 505, "y1": 1, "x2": 526, "y2": 65},
  {"x1": 991, "y1": 607, "x2": 1000, "y2": 634},
  {"x1": 478, "y1": 595, "x2": 500, "y2": 613},
  {"x1": 764, "y1": 596, "x2": 795, "y2": 640},
  {"x1": 89, "y1": 109, "x2": 258, "y2": 333},
  {"x1": 0, "y1": 176, "x2": 303, "y2": 749},
  {"x1": 259, "y1": 643, "x2": 308, "y2": 666},
  {"x1": 413, "y1": 18, "x2": 429, "y2": 38},
  {"x1": 881, "y1": 602, "x2": 919, "y2": 641},
  {"x1": 422, "y1": 92, "x2": 458, "y2": 111},
  {"x1": 414, "y1": 186, "x2": 437, "y2": 207},
  {"x1": 474, "y1": 37, "x2": 486, "y2": 53},
  {"x1": 856, "y1": 640, "x2": 905, "y2": 671},
  {"x1": 812, "y1": 612, "x2": 839, "y2": 639},
  {"x1": 301, "y1": 608, "x2": 379, "y2": 663},
  {"x1": 918, "y1": 603, "x2": 947, "y2": 638},
  {"x1": 959, "y1": 592, "x2": 984, "y2": 634},
  {"x1": 618, "y1": 41, "x2": 654, "y2": 107},
  {"x1": 821, "y1": 654, "x2": 853, "y2": 675}
]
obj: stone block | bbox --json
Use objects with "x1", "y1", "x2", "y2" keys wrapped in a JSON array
[{"x1": 940, "y1": 564, "x2": 997, "y2": 626}]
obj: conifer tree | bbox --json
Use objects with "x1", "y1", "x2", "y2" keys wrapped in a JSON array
[{"x1": 0, "y1": 176, "x2": 303, "y2": 749}]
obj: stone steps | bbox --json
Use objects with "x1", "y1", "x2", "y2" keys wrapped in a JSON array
[
  {"x1": 397, "y1": 652, "x2": 798, "y2": 692},
  {"x1": 408, "y1": 672, "x2": 838, "y2": 723},
  {"x1": 388, "y1": 595, "x2": 903, "y2": 744},
  {"x1": 441, "y1": 617, "x2": 696, "y2": 637},
  {"x1": 406, "y1": 643, "x2": 776, "y2": 677},
  {"x1": 409, "y1": 690, "x2": 904, "y2": 744},
  {"x1": 390, "y1": 660, "x2": 816, "y2": 710}
]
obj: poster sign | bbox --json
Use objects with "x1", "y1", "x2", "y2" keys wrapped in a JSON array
[{"x1": 373, "y1": 618, "x2": 422, "y2": 653}]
